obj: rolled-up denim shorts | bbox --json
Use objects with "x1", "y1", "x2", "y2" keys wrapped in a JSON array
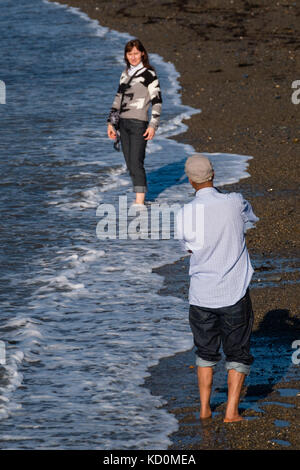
[{"x1": 189, "y1": 289, "x2": 254, "y2": 375}]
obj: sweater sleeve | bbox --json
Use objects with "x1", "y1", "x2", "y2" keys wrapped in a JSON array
[
  {"x1": 107, "y1": 72, "x2": 125, "y2": 124},
  {"x1": 147, "y1": 70, "x2": 162, "y2": 130}
]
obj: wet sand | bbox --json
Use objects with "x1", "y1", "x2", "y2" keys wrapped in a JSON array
[{"x1": 49, "y1": 0, "x2": 300, "y2": 449}]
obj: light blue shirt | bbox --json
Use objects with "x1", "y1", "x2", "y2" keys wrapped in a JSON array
[{"x1": 176, "y1": 187, "x2": 259, "y2": 308}]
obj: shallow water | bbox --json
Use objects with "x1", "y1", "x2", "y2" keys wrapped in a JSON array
[
  {"x1": 277, "y1": 388, "x2": 299, "y2": 397},
  {"x1": 274, "y1": 419, "x2": 290, "y2": 427},
  {"x1": 272, "y1": 439, "x2": 291, "y2": 447}
]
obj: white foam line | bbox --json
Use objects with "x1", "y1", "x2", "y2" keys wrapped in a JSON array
[
  {"x1": 43, "y1": 0, "x2": 109, "y2": 37},
  {"x1": 0, "y1": 316, "x2": 45, "y2": 420}
]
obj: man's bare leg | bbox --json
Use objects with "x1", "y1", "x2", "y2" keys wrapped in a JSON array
[
  {"x1": 224, "y1": 369, "x2": 245, "y2": 422},
  {"x1": 197, "y1": 366, "x2": 213, "y2": 419}
]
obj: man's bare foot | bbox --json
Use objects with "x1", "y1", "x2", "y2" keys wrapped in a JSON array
[
  {"x1": 200, "y1": 414, "x2": 212, "y2": 421},
  {"x1": 200, "y1": 408, "x2": 212, "y2": 420},
  {"x1": 223, "y1": 415, "x2": 244, "y2": 423}
]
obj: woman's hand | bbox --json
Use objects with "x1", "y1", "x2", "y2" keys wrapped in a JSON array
[
  {"x1": 143, "y1": 127, "x2": 155, "y2": 141},
  {"x1": 107, "y1": 124, "x2": 117, "y2": 140}
]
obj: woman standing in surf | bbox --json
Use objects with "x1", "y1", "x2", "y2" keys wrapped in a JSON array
[{"x1": 107, "y1": 39, "x2": 162, "y2": 206}]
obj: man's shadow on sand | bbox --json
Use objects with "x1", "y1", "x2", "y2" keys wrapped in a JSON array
[
  {"x1": 207, "y1": 307, "x2": 300, "y2": 413},
  {"x1": 238, "y1": 308, "x2": 300, "y2": 409}
]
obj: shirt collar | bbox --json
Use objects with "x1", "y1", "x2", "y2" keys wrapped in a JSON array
[
  {"x1": 128, "y1": 62, "x2": 144, "y2": 76},
  {"x1": 195, "y1": 186, "x2": 216, "y2": 197}
]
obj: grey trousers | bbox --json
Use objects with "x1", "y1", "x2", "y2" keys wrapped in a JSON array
[{"x1": 119, "y1": 118, "x2": 148, "y2": 193}]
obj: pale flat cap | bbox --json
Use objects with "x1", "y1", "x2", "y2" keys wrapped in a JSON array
[{"x1": 185, "y1": 154, "x2": 214, "y2": 183}]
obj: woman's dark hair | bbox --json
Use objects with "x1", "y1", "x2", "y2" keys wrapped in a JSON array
[{"x1": 124, "y1": 39, "x2": 154, "y2": 70}]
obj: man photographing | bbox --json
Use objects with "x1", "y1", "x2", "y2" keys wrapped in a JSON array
[{"x1": 176, "y1": 154, "x2": 259, "y2": 423}]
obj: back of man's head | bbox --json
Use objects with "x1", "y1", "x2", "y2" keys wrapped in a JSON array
[{"x1": 185, "y1": 154, "x2": 214, "y2": 185}]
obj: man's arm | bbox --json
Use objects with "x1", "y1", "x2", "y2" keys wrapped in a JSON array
[
  {"x1": 241, "y1": 197, "x2": 259, "y2": 225},
  {"x1": 175, "y1": 208, "x2": 190, "y2": 252},
  {"x1": 175, "y1": 203, "x2": 205, "y2": 253}
]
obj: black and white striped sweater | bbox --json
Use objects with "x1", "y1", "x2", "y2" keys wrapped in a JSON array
[{"x1": 108, "y1": 66, "x2": 162, "y2": 130}]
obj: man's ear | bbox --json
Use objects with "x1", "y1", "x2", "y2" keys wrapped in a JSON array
[{"x1": 188, "y1": 177, "x2": 196, "y2": 189}]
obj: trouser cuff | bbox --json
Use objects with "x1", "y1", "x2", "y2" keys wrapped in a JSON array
[
  {"x1": 196, "y1": 356, "x2": 217, "y2": 369},
  {"x1": 226, "y1": 361, "x2": 251, "y2": 375},
  {"x1": 134, "y1": 185, "x2": 147, "y2": 194}
]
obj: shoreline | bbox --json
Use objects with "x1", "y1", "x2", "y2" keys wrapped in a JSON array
[
  {"x1": 48, "y1": 0, "x2": 300, "y2": 449},
  {"x1": 46, "y1": 0, "x2": 300, "y2": 254}
]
